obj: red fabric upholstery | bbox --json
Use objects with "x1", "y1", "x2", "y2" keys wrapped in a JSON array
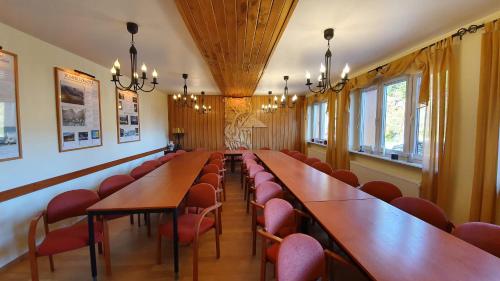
[
  {"x1": 257, "y1": 215, "x2": 265, "y2": 226},
  {"x1": 37, "y1": 222, "x2": 103, "y2": 256},
  {"x1": 46, "y1": 189, "x2": 99, "y2": 224},
  {"x1": 288, "y1": 151, "x2": 300, "y2": 157},
  {"x1": 248, "y1": 165, "x2": 265, "y2": 178},
  {"x1": 280, "y1": 149, "x2": 290, "y2": 154},
  {"x1": 209, "y1": 152, "x2": 224, "y2": 161},
  {"x1": 311, "y1": 162, "x2": 333, "y2": 176},
  {"x1": 186, "y1": 183, "x2": 217, "y2": 209},
  {"x1": 254, "y1": 172, "x2": 275, "y2": 188},
  {"x1": 255, "y1": 181, "x2": 282, "y2": 204},
  {"x1": 244, "y1": 159, "x2": 258, "y2": 167},
  {"x1": 130, "y1": 164, "x2": 156, "y2": 180},
  {"x1": 209, "y1": 159, "x2": 224, "y2": 170},
  {"x1": 360, "y1": 181, "x2": 402, "y2": 202},
  {"x1": 97, "y1": 174, "x2": 135, "y2": 199},
  {"x1": 453, "y1": 222, "x2": 500, "y2": 258},
  {"x1": 260, "y1": 147, "x2": 271, "y2": 150},
  {"x1": 176, "y1": 150, "x2": 187, "y2": 154},
  {"x1": 276, "y1": 233, "x2": 325, "y2": 281},
  {"x1": 159, "y1": 214, "x2": 215, "y2": 244},
  {"x1": 202, "y1": 164, "x2": 219, "y2": 175},
  {"x1": 331, "y1": 169, "x2": 360, "y2": 187},
  {"x1": 304, "y1": 157, "x2": 321, "y2": 166},
  {"x1": 166, "y1": 152, "x2": 177, "y2": 158},
  {"x1": 264, "y1": 198, "x2": 295, "y2": 235},
  {"x1": 143, "y1": 159, "x2": 162, "y2": 168},
  {"x1": 158, "y1": 155, "x2": 175, "y2": 164},
  {"x1": 292, "y1": 153, "x2": 307, "y2": 162},
  {"x1": 199, "y1": 173, "x2": 220, "y2": 190},
  {"x1": 266, "y1": 243, "x2": 280, "y2": 263},
  {"x1": 391, "y1": 197, "x2": 454, "y2": 232}
]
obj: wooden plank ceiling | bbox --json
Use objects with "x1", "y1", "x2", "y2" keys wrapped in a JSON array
[{"x1": 175, "y1": 0, "x2": 298, "y2": 97}]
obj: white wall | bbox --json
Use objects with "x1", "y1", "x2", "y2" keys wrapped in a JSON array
[{"x1": 0, "y1": 22, "x2": 168, "y2": 267}]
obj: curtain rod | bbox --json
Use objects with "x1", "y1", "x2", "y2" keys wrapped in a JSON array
[{"x1": 368, "y1": 20, "x2": 496, "y2": 74}]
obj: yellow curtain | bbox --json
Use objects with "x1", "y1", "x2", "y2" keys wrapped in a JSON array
[
  {"x1": 326, "y1": 87, "x2": 351, "y2": 169},
  {"x1": 470, "y1": 21, "x2": 500, "y2": 223},
  {"x1": 420, "y1": 38, "x2": 456, "y2": 208}
]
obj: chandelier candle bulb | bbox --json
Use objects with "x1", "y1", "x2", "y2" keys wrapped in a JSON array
[
  {"x1": 320, "y1": 63, "x2": 326, "y2": 73},
  {"x1": 306, "y1": 71, "x2": 311, "y2": 84}
]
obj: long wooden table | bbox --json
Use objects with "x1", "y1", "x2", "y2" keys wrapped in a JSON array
[
  {"x1": 224, "y1": 149, "x2": 247, "y2": 172},
  {"x1": 254, "y1": 150, "x2": 500, "y2": 281},
  {"x1": 86, "y1": 151, "x2": 210, "y2": 280}
]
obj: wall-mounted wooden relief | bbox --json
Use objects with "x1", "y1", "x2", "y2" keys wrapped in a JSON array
[{"x1": 224, "y1": 98, "x2": 266, "y2": 149}]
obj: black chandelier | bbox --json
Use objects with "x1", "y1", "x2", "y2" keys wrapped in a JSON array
[
  {"x1": 173, "y1": 73, "x2": 197, "y2": 107},
  {"x1": 305, "y1": 28, "x2": 349, "y2": 94},
  {"x1": 110, "y1": 22, "x2": 158, "y2": 93},
  {"x1": 194, "y1": 91, "x2": 211, "y2": 114},
  {"x1": 261, "y1": 91, "x2": 278, "y2": 113},
  {"x1": 280, "y1": 75, "x2": 297, "y2": 108}
]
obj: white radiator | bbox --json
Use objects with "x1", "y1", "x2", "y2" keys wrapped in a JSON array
[{"x1": 350, "y1": 161, "x2": 421, "y2": 197}]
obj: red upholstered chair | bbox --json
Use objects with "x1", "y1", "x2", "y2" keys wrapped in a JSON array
[
  {"x1": 199, "y1": 173, "x2": 224, "y2": 233},
  {"x1": 279, "y1": 149, "x2": 290, "y2": 154},
  {"x1": 453, "y1": 222, "x2": 500, "y2": 258},
  {"x1": 209, "y1": 158, "x2": 227, "y2": 196},
  {"x1": 97, "y1": 174, "x2": 136, "y2": 224},
  {"x1": 260, "y1": 147, "x2": 271, "y2": 150},
  {"x1": 288, "y1": 150, "x2": 300, "y2": 157},
  {"x1": 210, "y1": 151, "x2": 226, "y2": 162},
  {"x1": 195, "y1": 147, "x2": 207, "y2": 151},
  {"x1": 292, "y1": 153, "x2": 307, "y2": 162},
  {"x1": 241, "y1": 157, "x2": 258, "y2": 187},
  {"x1": 391, "y1": 197, "x2": 454, "y2": 232},
  {"x1": 245, "y1": 164, "x2": 265, "y2": 204},
  {"x1": 258, "y1": 198, "x2": 308, "y2": 281},
  {"x1": 311, "y1": 162, "x2": 334, "y2": 176},
  {"x1": 251, "y1": 181, "x2": 283, "y2": 255},
  {"x1": 276, "y1": 233, "x2": 327, "y2": 281},
  {"x1": 166, "y1": 152, "x2": 177, "y2": 158},
  {"x1": 246, "y1": 171, "x2": 275, "y2": 213},
  {"x1": 130, "y1": 164, "x2": 156, "y2": 180},
  {"x1": 304, "y1": 157, "x2": 321, "y2": 166},
  {"x1": 176, "y1": 149, "x2": 187, "y2": 154},
  {"x1": 360, "y1": 181, "x2": 402, "y2": 202},
  {"x1": 28, "y1": 189, "x2": 111, "y2": 281},
  {"x1": 331, "y1": 169, "x2": 360, "y2": 187},
  {"x1": 202, "y1": 163, "x2": 220, "y2": 176},
  {"x1": 142, "y1": 159, "x2": 162, "y2": 169},
  {"x1": 157, "y1": 183, "x2": 221, "y2": 281},
  {"x1": 158, "y1": 154, "x2": 175, "y2": 164}
]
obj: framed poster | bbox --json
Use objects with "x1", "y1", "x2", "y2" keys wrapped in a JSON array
[
  {"x1": 116, "y1": 89, "x2": 140, "y2": 143},
  {"x1": 54, "y1": 67, "x2": 102, "y2": 152},
  {"x1": 0, "y1": 49, "x2": 22, "y2": 161}
]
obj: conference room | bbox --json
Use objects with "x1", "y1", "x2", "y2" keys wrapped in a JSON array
[{"x1": 0, "y1": 0, "x2": 499, "y2": 280}]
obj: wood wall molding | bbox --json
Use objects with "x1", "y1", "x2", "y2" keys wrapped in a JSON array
[
  {"x1": 175, "y1": 0, "x2": 299, "y2": 97},
  {"x1": 0, "y1": 147, "x2": 167, "y2": 203}
]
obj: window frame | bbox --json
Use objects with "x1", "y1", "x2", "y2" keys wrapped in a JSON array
[{"x1": 307, "y1": 101, "x2": 328, "y2": 145}]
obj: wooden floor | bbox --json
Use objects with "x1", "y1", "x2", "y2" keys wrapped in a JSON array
[{"x1": 0, "y1": 168, "x2": 263, "y2": 281}]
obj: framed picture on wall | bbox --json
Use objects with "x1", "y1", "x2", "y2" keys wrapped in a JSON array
[
  {"x1": 0, "y1": 49, "x2": 22, "y2": 161},
  {"x1": 116, "y1": 89, "x2": 140, "y2": 143},
  {"x1": 54, "y1": 67, "x2": 103, "y2": 152}
]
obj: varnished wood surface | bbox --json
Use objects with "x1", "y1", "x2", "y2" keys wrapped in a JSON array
[
  {"x1": 0, "y1": 171, "x2": 262, "y2": 281},
  {"x1": 0, "y1": 147, "x2": 167, "y2": 203},
  {"x1": 223, "y1": 150, "x2": 248, "y2": 155},
  {"x1": 305, "y1": 200, "x2": 500, "y2": 281},
  {"x1": 174, "y1": 0, "x2": 298, "y2": 97},
  {"x1": 255, "y1": 150, "x2": 374, "y2": 202},
  {"x1": 88, "y1": 152, "x2": 210, "y2": 212}
]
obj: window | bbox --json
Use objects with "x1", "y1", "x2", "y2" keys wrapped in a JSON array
[
  {"x1": 350, "y1": 74, "x2": 424, "y2": 164},
  {"x1": 308, "y1": 101, "x2": 328, "y2": 144}
]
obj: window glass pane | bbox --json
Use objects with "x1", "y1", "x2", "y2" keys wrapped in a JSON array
[
  {"x1": 307, "y1": 106, "x2": 312, "y2": 140},
  {"x1": 383, "y1": 80, "x2": 407, "y2": 152},
  {"x1": 360, "y1": 88, "x2": 377, "y2": 149},
  {"x1": 348, "y1": 93, "x2": 355, "y2": 148},
  {"x1": 414, "y1": 76, "x2": 425, "y2": 157},
  {"x1": 320, "y1": 102, "x2": 328, "y2": 140},
  {"x1": 313, "y1": 104, "x2": 320, "y2": 139}
]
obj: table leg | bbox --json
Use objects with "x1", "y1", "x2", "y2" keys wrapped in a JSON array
[
  {"x1": 230, "y1": 155, "x2": 236, "y2": 172},
  {"x1": 87, "y1": 214, "x2": 97, "y2": 281},
  {"x1": 173, "y1": 208, "x2": 179, "y2": 278}
]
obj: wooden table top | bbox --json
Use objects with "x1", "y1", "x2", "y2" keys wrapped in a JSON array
[
  {"x1": 305, "y1": 200, "x2": 500, "y2": 281},
  {"x1": 223, "y1": 149, "x2": 249, "y2": 155},
  {"x1": 255, "y1": 150, "x2": 373, "y2": 202},
  {"x1": 88, "y1": 151, "x2": 210, "y2": 212}
]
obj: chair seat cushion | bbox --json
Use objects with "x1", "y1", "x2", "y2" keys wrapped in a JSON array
[
  {"x1": 266, "y1": 243, "x2": 280, "y2": 264},
  {"x1": 37, "y1": 222, "x2": 103, "y2": 256},
  {"x1": 257, "y1": 215, "x2": 265, "y2": 226},
  {"x1": 160, "y1": 214, "x2": 215, "y2": 244}
]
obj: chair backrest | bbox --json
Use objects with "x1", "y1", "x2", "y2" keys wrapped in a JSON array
[
  {"x1": 130, "y1": 164, "x2": 156, "y2": 179},
  {"x1": 186, "y1": 183, "x2": 217, "y2": 209},
  {"x1": 304, "y1": 157, "x2": 321, "y2": 166},
  {"x1": 254, "y1": 171, "x2": 275, "y2": 188},
  {"x1": 97, "y1": 174, "x2": 135, "y2": 199},
  {"x1": 209, "y1": 158, "x2": 224, "y2": 170},
  {"x1": 331, "y1": 169, "x2": 360, "y2": 187},
  {"x1": 166, "y1": 152, "x2": 177, "y2": 158},
  {"x1": 210, "y1": 152, "x2": 224, "y2": 160},
  {"x1": 202, "y1": 164, "x2": 219, "y2": 175},
  {"x1": 260, "y1": 147, "x2": 271, "y2": 150},
  {"x1": 311, "y1": 162, "x2": 333, "y2": 176},
  {"x1": 280, "y1": 149, "x2": 290, "y2": 154},
  {"x1": 199, "y1": 173, "x2": 220, "y2": 190},
  {"x1": 292, "y1": 153, "x2": 307, "y2": 162},
  {"x1": 255, "y1": 181, "x2": 283, "y2": 204},
  {"x1": 143, "y1": 159, "x2": 162, "y2": 168},
  {"x1": 276, "y1": 233, "x2": 325, "y2": 281},
  {"x1": 264, "y1": 198, "x2": 295, "y2": 235},
  {"x1": 391, "y1": 197, "x2": 453, "y2": 232},
  {"x1": 360, "y1": 181, "x2": 402, "y2": 202},
  {"x1": 288, "y1": 150, "x2": 300, "y2": 157},
  {"x1": 158, "y1": 155, "x2": 174, "y2": 164},
  {"x1": 453, "y1": 222, "x2": 500, "y2": 258},
  {"x1": 176, "y1": 150, "x2": 187, "y2": 154},
  {"x1": 46, "y1": 189, "x2": 100, "y2": 224},
  {"x1": 242, "y1": 152, "x2": 256, "y2": 159},
  {"x1": 249, "y1": 164, "x2": 265, "y2": 178},
  {"x1": 244, "y1": 159, "x2": 258, "y2": 168}
]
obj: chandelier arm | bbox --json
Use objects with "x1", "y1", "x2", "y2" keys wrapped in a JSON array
[
  {"x1": 115, "y1": 77, "x2": 133, "y2": 91},
  {"x1": 139, "y1": 83, "x2": 156, "y2": 93},
  {"x1": 113, "y1": 80, "x2": 128, "y2": 91}
]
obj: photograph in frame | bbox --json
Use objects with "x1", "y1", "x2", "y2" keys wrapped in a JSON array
[{"x1": 116, "y1": 89, "x2": 140, "y2": 143}]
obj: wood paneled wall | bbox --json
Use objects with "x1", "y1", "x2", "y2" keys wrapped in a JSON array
[
  {"x1": 168, "y1": 95, "x2": 305, "y2": 152},
  {"x1": 168, "y1": 95, "x2": 225, "y2": 150}
]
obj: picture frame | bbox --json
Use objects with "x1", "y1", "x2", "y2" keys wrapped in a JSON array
[
  {"x1": 0, "y1": 49, "x2": 22, "y2": 162},
  {"x1": 116, "y1": 89, "x2": 140, "y2": 143},
  {"x1": 54, "y1": 67, "x2": 103, "y2": 152}
]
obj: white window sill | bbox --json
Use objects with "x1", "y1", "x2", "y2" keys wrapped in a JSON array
[
  {"x1": 349, "y1": 150, "x2": 423, "y2": 169},
  {"x1": 307, "y1": 141, "x2": 327, "y2": 147}
]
